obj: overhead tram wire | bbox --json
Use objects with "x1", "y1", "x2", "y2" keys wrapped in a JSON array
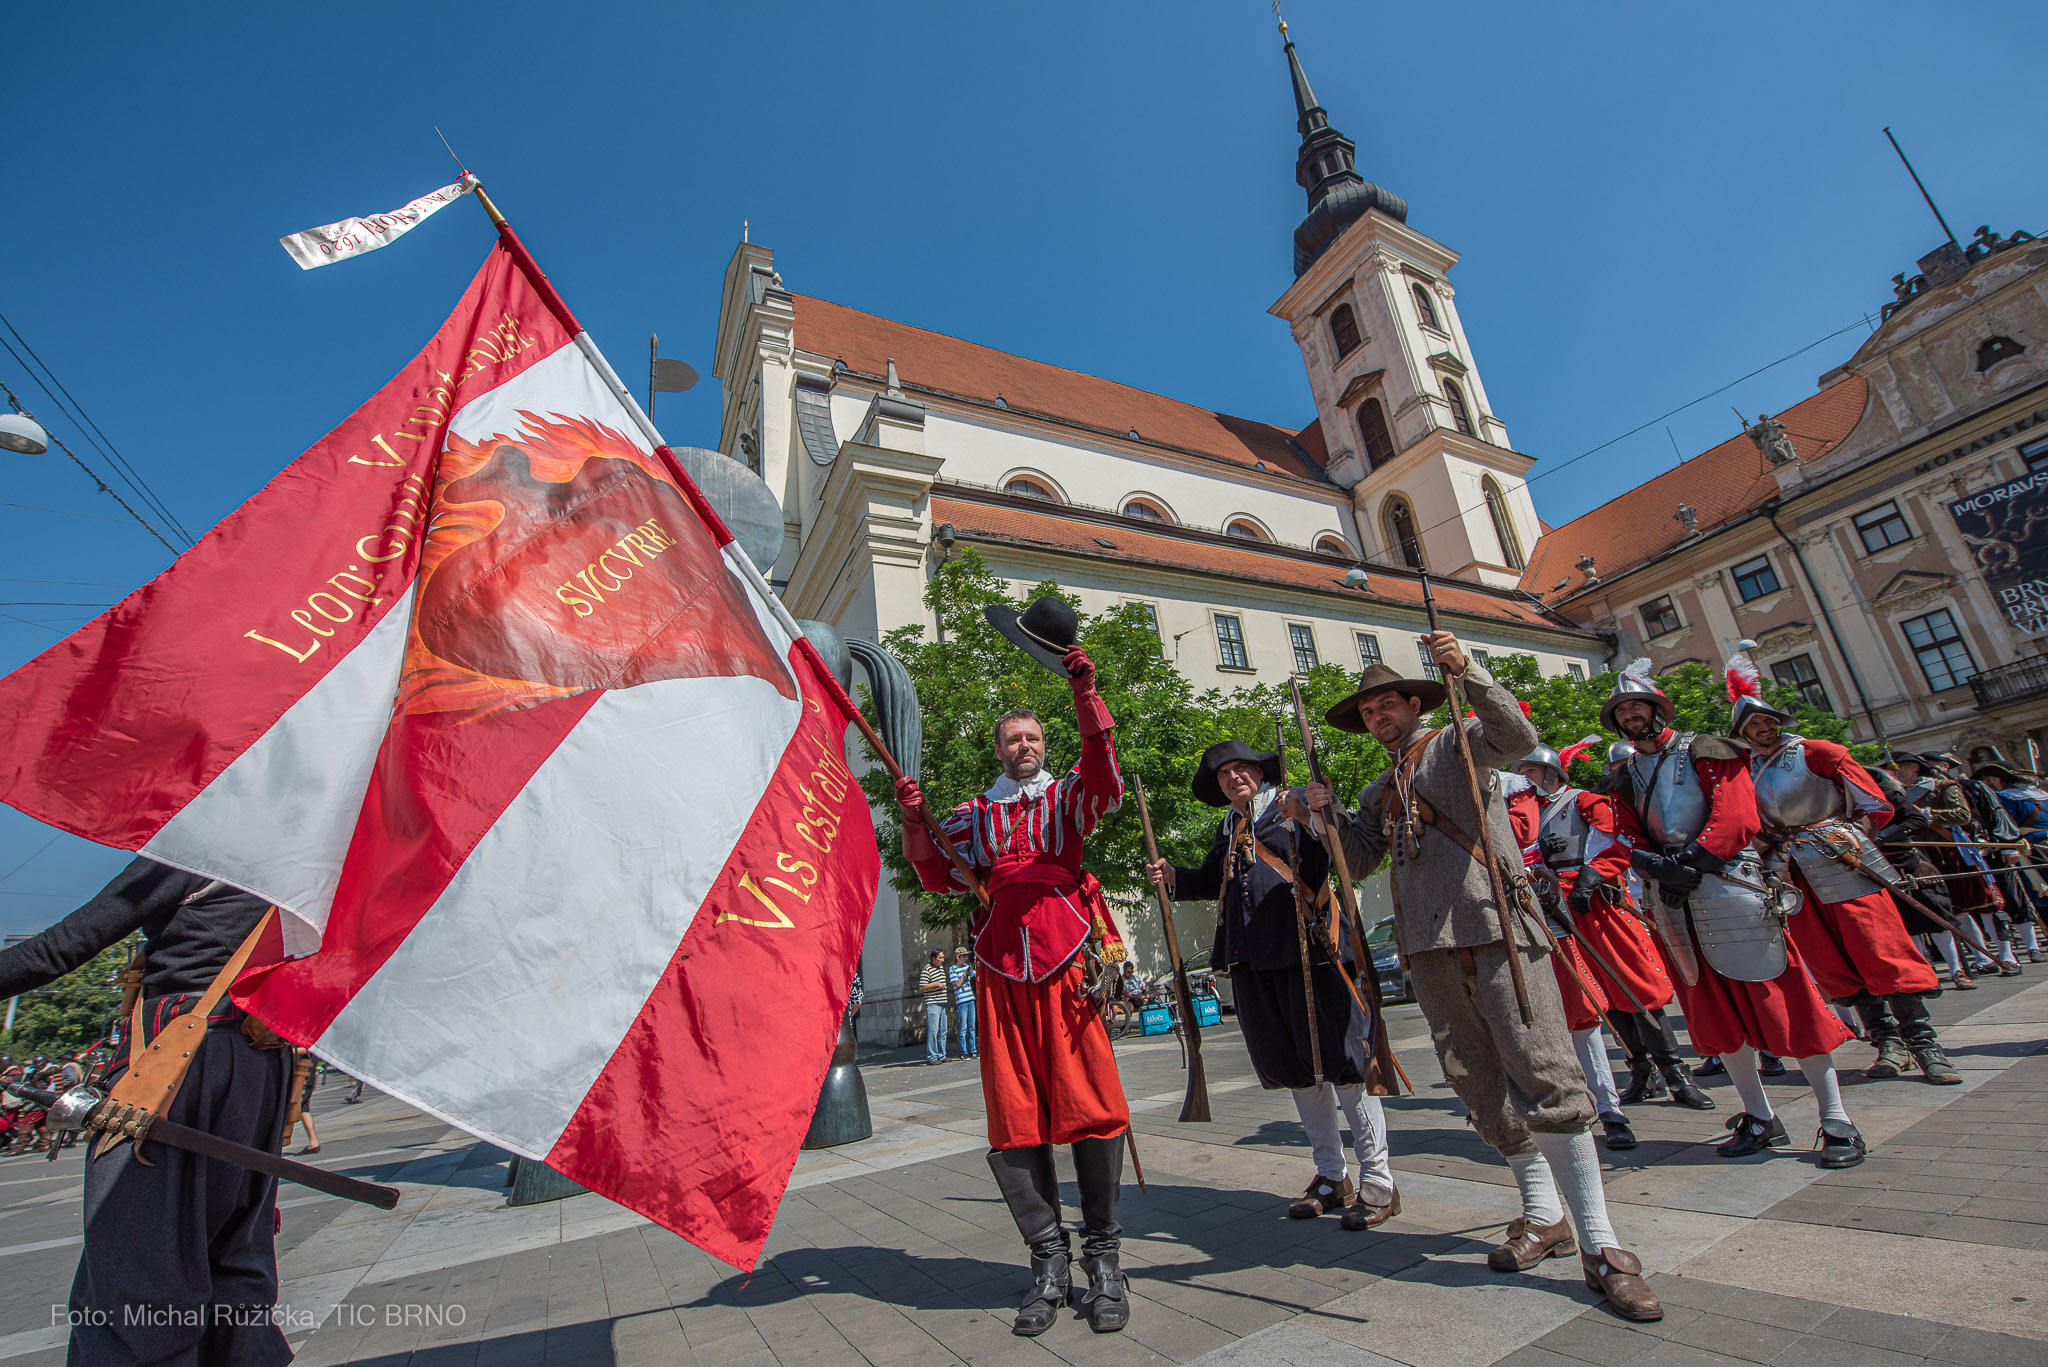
[
  {"x1": 0, "y1": 311, "x2": 194, "y2": 543},
  {"x1": 0, "y1": 376, "x2": 182, "y2": 556},
  {"x1": 1391, "y1": 315, "x2": 1876, "y2": 567}
]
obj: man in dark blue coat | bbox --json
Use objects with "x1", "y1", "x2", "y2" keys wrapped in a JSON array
[{"x1": 1146, "y1": 740, "x2": 1396, "y2": 1230}]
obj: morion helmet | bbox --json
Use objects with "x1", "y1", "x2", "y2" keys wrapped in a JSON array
[
  {"x1": 1599, "y1": 657, "x2": 1674, "y2": 732},
  {"x1": 1517, "y1": 744, "x2": 1565, "y2": 786}
]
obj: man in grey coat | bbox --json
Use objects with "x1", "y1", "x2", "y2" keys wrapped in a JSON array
[{"x1": 1302, "y1": 630, "x2": 1660, "y2": 1323}]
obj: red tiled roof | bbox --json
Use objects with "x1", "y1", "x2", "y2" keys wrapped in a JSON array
[
  {"x1": 1519, "y1": 377, "x2": 1869, "y2": 598},
  {"x1": 792, "y1": 294, "x2": 1330, "y2": 484},
  {"x1": 937, "y1": 492, "x2": 1593, "y2": 636}
]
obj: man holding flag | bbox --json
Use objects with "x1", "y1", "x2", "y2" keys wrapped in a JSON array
[{"x1": 0, "y1": 172, "x2": 880, "y2": 1298}]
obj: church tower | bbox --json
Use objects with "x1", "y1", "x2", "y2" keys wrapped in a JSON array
[{"x1": 1266, "y1": 17, "x2": 1540, "y2": 590}]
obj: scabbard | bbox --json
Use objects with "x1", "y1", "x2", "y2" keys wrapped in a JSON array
[{"x1": 146, "y1": 1113, "x2": 402, "y2": 1208}]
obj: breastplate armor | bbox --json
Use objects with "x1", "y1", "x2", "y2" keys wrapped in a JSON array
[
  {"x1": 1537, "y1": 790, "x2": 1593, "y2": 869},
  {"x1": 1751, "y1": 738, "x2": 1843, "y2": 831},
  {"x1": 1625, "y1": 736, "x2": 1709, "y2": 848}
]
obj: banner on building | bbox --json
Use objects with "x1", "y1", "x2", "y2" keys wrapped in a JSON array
[{"x1": 1949, "y1": 470, "x2": 2048, "y2": 636}]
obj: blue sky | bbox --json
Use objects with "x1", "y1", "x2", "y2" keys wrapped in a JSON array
[{"x1": 2, "y1": 1, "x2": 2042, "y2": 930}]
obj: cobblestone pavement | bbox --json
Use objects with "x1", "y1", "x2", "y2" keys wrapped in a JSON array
[{"x1": 0, "y1": 970, "x2": 2041, "y2": 1365}]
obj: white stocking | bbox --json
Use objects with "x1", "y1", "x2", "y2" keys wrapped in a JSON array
[
  {"x1": 1799, "y1": 1054, "x2": 1850, "y2": 1125},
  {"x1": 1572, "y1": 1026, "x2": 1622, "y2": 1117},
  {"x1": 1930, "y1": 932, "x2": 1959, "y2": 974},
  {"x1": 1290, "y1": 1085, "x2": 1348, "y2": 1182},
  {"x1": 1724, "y1": 1046, "x2": 1774, "y2": 1120},
  {"x1": 1332, "y1": 1083, "x2": 1394, "y2": 1199},
  {"x1": 1532, "y1": 1129, "x2": 1619, "y2": 1255},
  {"x1": 1506, "y1": 1149, "x2": 1564, "y2": 1226}
]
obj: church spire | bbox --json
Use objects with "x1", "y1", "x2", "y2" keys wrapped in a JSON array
[{"x1": 1276, "y1": 8, "x2": 1407, "y2": 277}]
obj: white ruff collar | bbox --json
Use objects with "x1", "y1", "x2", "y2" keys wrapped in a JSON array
[
  {"x1": 984, "y1": 768, "x2": 1057, "y2": 804},
  {"x1": 1225, "y1": 786, "x2": 1280, "y2": 836}
]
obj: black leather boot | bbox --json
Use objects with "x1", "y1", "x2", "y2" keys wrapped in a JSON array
[
  {"x1": 1661, "y1": 1062, "x2": 1715, "y2": 1109},
  {"x1": 1070, "y1": 1135, "x2": 1128, "y2": 1333},
  {"x1": 1856, "y1": 998, "x2": 1906, "y2": 1078},
  {"x1": 1617, "y1": 1058, "x2": 1665, "y2": 1104},
  {"x1": 1892, "y1": 996, "x2": 1962, "y2": 1085},
  {"x1": 988, "y1": 1146, "x2": 1069, "y2": 1336}
]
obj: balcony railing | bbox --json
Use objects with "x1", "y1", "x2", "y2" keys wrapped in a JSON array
[{"x1": 1969, "y1": 655, "x2": 2048, "y2": 710}]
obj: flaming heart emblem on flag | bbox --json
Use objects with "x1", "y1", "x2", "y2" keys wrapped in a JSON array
[{"x1": 398, "y1": 411, "x2": 796, "y2": 719}]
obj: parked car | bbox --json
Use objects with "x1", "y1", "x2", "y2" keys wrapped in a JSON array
[{"x1": 1367, "y1": 916, "x2": 1411, "y2": 1004}]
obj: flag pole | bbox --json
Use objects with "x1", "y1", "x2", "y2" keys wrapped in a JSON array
[{"x1": 456, "y1": 176, "x2": 991, "y2": 908}]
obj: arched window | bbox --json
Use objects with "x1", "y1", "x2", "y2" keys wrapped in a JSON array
[
  {"x1": 1382, "y1": 497, "x2": 1424, "y2": 570},
  {"x1": 1330, "y1": 304, "x2": 1361, "y2": 359},
  {"x1": 1357, "y1": 397, "x2": 1396, "y2": 470},
  {"x1": 1482, "y1": 476, "x2": 1525, "y2": 571},
  {"x1": 1225, "y1": 517, "x2": 1270, "y2": 542},
  {"x1": 1977, "y1": 335, "x2": 2026, "y2": 372},
  {"x1": 1412, "y1": 284, "x2": 1440, "y2": 331},
  {"x1": 1442, "y1": 380, "x2": 1474, "y2": 435},
  {"x1": 1315, "y1": 533, "x2": 1350, "y2": 557},
  {"x1": 1121, "y1": 497, "x2": 1171, "y2": 523},
  {"x1": 1004, "y1": 475, "x2": 1059, "y2": 502}
]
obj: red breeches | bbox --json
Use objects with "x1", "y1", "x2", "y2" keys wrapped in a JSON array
[
  {"x1": 1663, "y1": 933, "x2": 1852, "y2": 1059},
  {"x1": 1785, "y1": 875, "x2": 1939, "y2": 1001},
  {"x1": 1549, "y1": 936, "x2": 1608, "y2": 1031},
  {"x1": 979, "y1": 957, "x2": 1130, "y2": 1151}
]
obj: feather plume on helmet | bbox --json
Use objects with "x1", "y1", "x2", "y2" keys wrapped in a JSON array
[{"x1": 1725, "y1": 650, "x2": 1791, "y2": 737}]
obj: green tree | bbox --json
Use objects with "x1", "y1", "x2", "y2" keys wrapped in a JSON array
[{"x1": 2, "y1": 936, "x2": 135, "y2": 1059}]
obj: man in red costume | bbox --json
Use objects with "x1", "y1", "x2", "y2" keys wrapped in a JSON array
[
  {"x1": 894, "y1": 596, "x2": 1132, "y2": 1338},
  {"x1": 1601, "y1": 660, "x2": 1865, "y2": 1168},
  {"x1": 1513, "y1": 742, "x2": 1702, "y2": 1142},
  {"x1": 1725, "y1": 656, "x2": 1960, "y2": 1086}
]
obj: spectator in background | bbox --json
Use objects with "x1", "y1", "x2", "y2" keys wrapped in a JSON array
[
  {"x1": 919, "y1": 950, "x2": 950, "y2": 1065},
  {"x1": 950, "y1": 948, "x2": 978, "y2": 1060}
]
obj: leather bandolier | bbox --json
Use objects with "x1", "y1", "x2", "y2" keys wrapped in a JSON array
[{"x1": 1622, "y1": 734, "x2": 1796, "y2": 985}]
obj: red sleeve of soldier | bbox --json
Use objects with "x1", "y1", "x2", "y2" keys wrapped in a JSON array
[
  {"x1": 1508, "y1": 788, "x2": 1539, "y2": 855},
  {"x1": 1610, "y1": 784, "x2": 1648, "y2": 849},
  {"x1": 1579, "y1": 790, "x2": 1633, "y2": 881},
  {"x1": 1799, "y1": 738, "x2": 1893, "y2": 825},
  {"x1": 1694, "y1": 757, "x2": 1762, "y2": 860}
]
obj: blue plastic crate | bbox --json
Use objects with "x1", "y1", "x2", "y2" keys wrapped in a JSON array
[
  {"x1": 1193, "y1": 997, "x2": 1221, "y2": 1028},
  {"x1": 1139, "y1": 1005, "x2": 1173, "y2": 1036}
]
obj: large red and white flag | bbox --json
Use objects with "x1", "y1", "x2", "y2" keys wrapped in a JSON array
[{"x1": 0, "y1": 240, "x2": 877, "y2": 1270}]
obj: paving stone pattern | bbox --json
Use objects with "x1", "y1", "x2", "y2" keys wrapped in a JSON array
[{"x1": 0, "y1": 971, "x2": 2041, "y2": 1365}]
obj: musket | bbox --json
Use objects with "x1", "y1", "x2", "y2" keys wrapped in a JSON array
[
  {"x1": 1418, "y1": 571, "x2": 1534, "y2": 1024},
  {"x1": 1900, "y1": 839, "x2": 2030, "y2": 851},
  {"x1": 1289, "y1": 676, "x2": 1410, "y2": 1095},
  {"x1": 1775, "y1": 835, "x2": 2006, "y2": 958},
  {"x1": 1276, "y1": 720, "x2": 1325, "y2": 1083},
  {"x1": 4, "y1": 1081, "x2": 399, "y2": 1209},
  {"x1": 1130, "y1": 772, "x2": 1210, "y2": 1122}
]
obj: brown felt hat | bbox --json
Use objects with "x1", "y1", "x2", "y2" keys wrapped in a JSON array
[{"x1": 1323, "y1": 663, "x2": 1448, "y2": 733}]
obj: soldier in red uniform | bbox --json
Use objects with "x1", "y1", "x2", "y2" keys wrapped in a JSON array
[
  {"x1": 1514, "y1": 742, "x2": 1705, "y2": 1138},
  {"x1": 894, "y1": 598, "x2": 1132, "y2": 1338},
  {"x1": 1725, "y1": 656, "x2": 1960, "y2": 1086},
  {"x1": 1602, "y1": 660, "x2": 1866, "y2": 1168}
]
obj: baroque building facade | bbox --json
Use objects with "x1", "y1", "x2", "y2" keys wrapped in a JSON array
[{"x1": 708, "y1": 23, "x2": 2044, "y2": 1036}]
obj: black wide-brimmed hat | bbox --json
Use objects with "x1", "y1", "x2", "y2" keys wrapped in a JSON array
[
  {"x1": 1973, "y1": 761, "x2": 2034, "y2": 785},
  {"x1": 985, "y1": 596, "x2": 1081, "y2": 676},
  {"x1": 1323, "y1": 662, "x2": 1448, "y2": 733},
  {"x1": 1192, "y1": 739, "x2": 1284, "y2": 807}
]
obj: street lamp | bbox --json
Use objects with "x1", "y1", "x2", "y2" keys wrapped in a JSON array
[{"x1": 0, "y1": 411, "x2": 48, "y2": 455}]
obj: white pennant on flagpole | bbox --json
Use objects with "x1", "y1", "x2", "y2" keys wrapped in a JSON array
[{"x1": 278, "y1": 174, "x2": 478, "y2": 270}]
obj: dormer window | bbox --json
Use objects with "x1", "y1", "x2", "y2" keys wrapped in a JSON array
[
  {"x1": 1330, "y1": 304, "x2": 1361, "y2": 359},
  {"x1": 1315, "y1": 533, "x2": 1350, "y2": 557},
  {"x1": 1121, "y1": 497, "x2": 1171, "y2": 523},
  {"x1": 1442, "y1": 380, "x2": 1475, "y2": 436},
  {"x1": 1412, "y1": 284, "x2": 1441, "y2": 331},
  {"x1": 1977, "y1": 335, "x2": 2026, "y2": 372},
  {"x1": 1225, "y1": 518, "x2": 1270, "y2": 542},
  {"x1": 1004, "y1": 475, "x2": 1059, "y2": 502}
]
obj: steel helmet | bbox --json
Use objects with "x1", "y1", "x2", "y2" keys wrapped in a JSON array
[{"x1": 1599, "y1": 657, "x2": 1674, "y2": 731}]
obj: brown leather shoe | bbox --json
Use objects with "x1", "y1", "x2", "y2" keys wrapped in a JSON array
[
  {"x1": 1287, "y1": 1174, "x2": 1354, "y2": 1219},
  {"x1": 1582, "y1": 1248, "x2": 1662, "y2": 1321},
  {"x1": 1487, "y1": 1215, "x2": 1575, "y2": 1271},
  {"x1": 1339, "y1": 1184, "x2": 1400, "y2": 1231}
]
